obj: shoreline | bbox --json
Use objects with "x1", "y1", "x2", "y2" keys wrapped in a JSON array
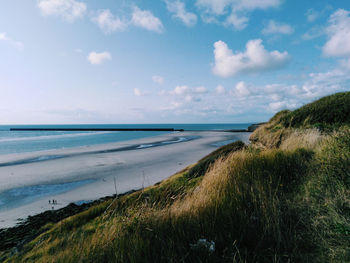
[{"x1": 0, "y1": 131, "x2": 251, "y2": 228}]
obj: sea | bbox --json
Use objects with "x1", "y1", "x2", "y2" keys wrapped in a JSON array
[{"x1": 0, "y1": 124, "x2": 251, "y2": 155}]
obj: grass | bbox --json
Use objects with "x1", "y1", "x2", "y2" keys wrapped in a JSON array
[
  {"x1": 8, "y1": 134, "x2": 350, "y2": 262},
  {"x1": 2, "y1": 93, "x2": 350, "y2": 262},
  {"x1": 250, "y1": 92, "x2": 349, "y2": 149},
  {"x1": 8, "y1": 148, "x2": 317, "y2": 262},
  {"x1": 186, "y1": 140, "x2": 245, "y2": 178},
  {"x1": 280, "y1": 92, "x2": 350, "y2": 130},
  {"x1": 295, "y1": 127, "x2": 350, "y2": 261}
]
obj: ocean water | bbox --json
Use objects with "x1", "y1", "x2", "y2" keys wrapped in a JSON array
[{"x1": 0, "y1": 124, "x2": 251, "y2": 155}]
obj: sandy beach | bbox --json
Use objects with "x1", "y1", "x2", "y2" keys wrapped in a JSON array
[{"x1": 0, "y1": 131, "x2": 250, "y2": 228}]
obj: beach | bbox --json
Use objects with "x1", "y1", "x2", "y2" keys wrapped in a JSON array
[{"x1": 0, "y1": 131, "x2": 250, "y2": 228}]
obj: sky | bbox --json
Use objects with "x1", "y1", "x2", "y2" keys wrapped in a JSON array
[{"x1": 0, "y1": 0, "x2": 350, "y2": 124}]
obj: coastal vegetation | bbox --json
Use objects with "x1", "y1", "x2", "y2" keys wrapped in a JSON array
[{"x1": 1, "y1": 92, "x2": 349, "y2": 262}]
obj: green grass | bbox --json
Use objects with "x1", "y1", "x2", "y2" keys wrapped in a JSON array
[
  {"x1": 2, "y1": 93, "x2": 350, "y2": 262},
  {"x1": 280, "y1": 92, "x2": 350, "y2": 130},
  {"x1": 295, "y1": 127, "x2": 350, "y2": 261}
]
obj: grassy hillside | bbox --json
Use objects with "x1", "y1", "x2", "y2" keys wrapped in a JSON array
[
  {"x1": 279, "y1": 92, "x2": 349, "y2": 129},
  {"x1": 250, "y1": 92, "x2": 350, "y2": 149},
  {"x1": 1, "y1": 92, "x2": 350, "y2": 262}
]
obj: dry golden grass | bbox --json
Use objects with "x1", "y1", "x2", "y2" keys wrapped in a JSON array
[
  {"x1": 4, "y1": 124, "x2": 350, "y2": 262},
  {"x1": 249, "y1": 110, "x2": 291, "y2": 149},
  {"x1": 171, "y1": 151, "x2": 246, "y2": 217},
  {"x1": 280, "y1": 128, "x2": 325, "y2": 151}
]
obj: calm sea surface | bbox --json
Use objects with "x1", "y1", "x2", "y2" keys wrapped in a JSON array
[{"x1": 0, "y1": 124, "x2": 251, "y2": 155}]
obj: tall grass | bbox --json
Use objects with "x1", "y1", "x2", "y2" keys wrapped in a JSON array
[
  {"x1": 299, "y1": 127, "x2": 350, "y2": 261},
  {"x1": 279, "y1": 128, "x2": 324, "y2": 151},
  {"x1": 186, "y1": 141, "x2": 245, "y2": 178},
  {"x1": 4, "y1": 118, "x2": 350, "y2": 262},
  {"x1": 10, "y1": 148, "x2": 316, "y2": 262},
  {"x1": 281, "y1": 92, "x2": 350, "y2": 129}
]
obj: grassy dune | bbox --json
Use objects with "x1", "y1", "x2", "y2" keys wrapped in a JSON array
[{"x1": 1, "y1": 92, "x2": 350, "y2": 262}]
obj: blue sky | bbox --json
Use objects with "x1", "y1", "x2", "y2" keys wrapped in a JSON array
[{"x1": 0, "y1": 0, "x2": 349, "y2": 124}]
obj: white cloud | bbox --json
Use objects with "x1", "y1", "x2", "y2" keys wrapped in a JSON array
[
  {"x1": 323, "y1": 9, "x2": 350, "y2": 57},
  {"x1": 302, "y1": 69, "x2": 350, "y2": 98},
  {"x1": 196, "y1": 0, "x2": 282, "y2": 30},
  {"x1": 306, "y1": 8, "x2": 320, "y2": 22},
  {"x1": 268, "y1": 101, "x2": 288, "y2": 111},
  {"x1": 169, "y1": 85, "x2": 207, "y2": 96},
  {"x1": 288, "y1": 85, "x2": 303, "y2": 96},
  {"x1": 141, "y1": 65, "x2": 348, "y2": 122},
  {"x1": 133, "y1": 88, "x2": 151, "y2": 96},
  {"x1": 216, "y1": 85, "x2": 226, "y2": 94},
  {"x1": 134, "y1": 88, "x2": 142, "y2": 96},
  {"x1": 305, "y1": 6, "x2": 332, "y2": 23},
  {"x1": 171, "y1": 85, "x2": 190, "y2": 95},
  {"x1": 166, "y1": 0, "x2": 197, "y2": 27},
  {"x1": 302, "y1": 25, "x2": 324, "y2": 40},
  {"x1": 262, "y1": 68, "x2": 350, "y2": 108},
  {"x1": 193, "y1": 86, "x2": 208, "y2": 94},
  {"x1": 224, "y1": 74, "x2": 345, "y2": 114},
  {"x1": 232, "y1": 81, "x2": 251, "y2": 97},
  {"x1": 196, "y1": 0, "x2": 281, "y2": 15},
  {"x1": 0, "y1": 33, "x2": 7, "y2": 40},
  {"x1": 152, "y1": 75, "x2": 164, "y2": 84},
  {"x1": 0, "y1": 32, "x2": 24, "y2": 50},
  {"x1": 160, "y1": 101, "x2": 184, "y2": 111},
  {"x1": 155, "y1": 63, "x2": 349, "y2": 120},
  {"x1": 93, "y1": 9, "x2": 127, "y2": 34},
  {"x1": 185, "y1": 95, "x2": 194, "y2": 102},
  {"x1": 270, "y1": 93, "x2": 282, "y2": 101},
  {"x1": 132, "y1": 6, "x2": 164, "y2": 33},
  {"x1": 38, "y1": 0, "x2": 86, "y2": 21},
  {"x1": 87, "y1": 51, "x2": 111, "y2": 65},
  {"x1": 196, "y1": 0, "x2": 230, "y2": 15},
  {"x1": 340, "y1": 58, "x2": 350, "y2": 71},
  {"x1": 235, "y1": 0, "x2": 282, "y2": 11},
  {"x1": 213, "y1": 39, "x2": 290, "y2": 77},
  {"x1": 264, "y1": 84, "x2": 302, "y2": 96},
  {"x1": 225, "y1": 13, "x2": 248, "y2": 30},
  {"x1": 261, "y1": 20, "x2": 294, "y2": 35}
]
